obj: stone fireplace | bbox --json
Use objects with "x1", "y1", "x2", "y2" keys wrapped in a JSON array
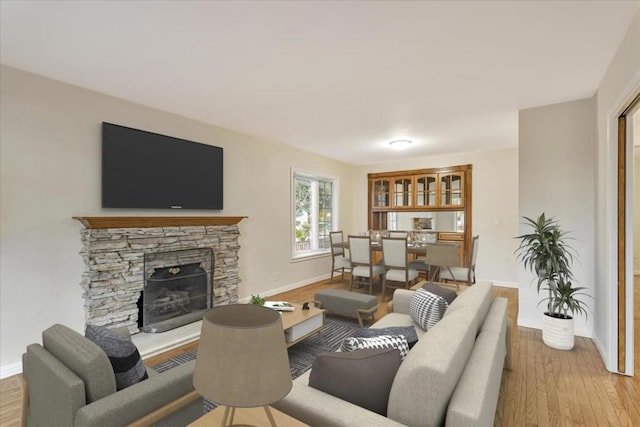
[{"x1": 74, "y1": 216, "x2": 245, "y2": 333}]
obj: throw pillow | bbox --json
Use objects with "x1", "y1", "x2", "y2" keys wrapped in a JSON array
[
  {"x1": 421, "y1": 281, "x2": 458, "y2": 305},
  {"x1": 85, "y1": 324, "x2": 148, "y2": 390},
  {"x1": 410, "y1": 288, "x2": 449, "y2": 331},
  {"x1": 341, "y1": 335, "x2": 409, "y2": 360},
  {"x1": 309, "y1": 348, "x2": 402, "y2": 416},
  {"x1": 352, "y1": 325, "x2": 419, "y2": 349}
]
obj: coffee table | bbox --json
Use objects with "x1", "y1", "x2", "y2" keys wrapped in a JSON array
[{"x1": 278, "y1": 302, "x2": 325, "y2": 348}]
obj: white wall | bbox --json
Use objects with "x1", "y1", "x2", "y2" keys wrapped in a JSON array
[
  {"x1": 353, "y1": 147, "x2": 519, "y2": 287},
  {"x1": 594, "y1": 7, "x2": 640, "y2": 373},
  {"x1": 518, "y1": 98, "x2": 596, "y2": 338},
  {"x1": 0, "y1": 66, "x2": 355, "y2": 373}
]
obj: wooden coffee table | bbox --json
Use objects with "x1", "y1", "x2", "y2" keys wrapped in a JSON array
[
  {"x1": 278, "y1": 302, "x2": 325, "y2": 348},
  {"x1": 188, "y1": 405, "x2": 309, "y2": 426}
]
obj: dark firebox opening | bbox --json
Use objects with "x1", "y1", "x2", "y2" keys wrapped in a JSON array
[{"x1": 139, "y1": 248, "x2": 213, "y2": 333}]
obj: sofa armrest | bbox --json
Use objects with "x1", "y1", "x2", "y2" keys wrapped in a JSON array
[
  {"x1": 446, "y1": 331, "x2": 505, "y2": 427},
  {"x1": 390, "y1": 289, "x2": 415, "y2": 314},
  {"x1": 74, "y1": 360, "x2": 196, "y2": 427},
  {"x1": 272, "y1": 381, "x2": 404, "y2": 427},
  {"x1": 23, "y1": 344, "x2": 86, "y2": 427}
]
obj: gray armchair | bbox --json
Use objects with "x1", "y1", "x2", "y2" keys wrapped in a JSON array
[{"x1": 22, "y1": 324, "x2": 200, "y2": 427}]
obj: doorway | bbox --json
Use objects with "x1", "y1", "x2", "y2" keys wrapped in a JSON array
[{"x1": 618, "y1": 94, "x2": 640, "y2": 375}]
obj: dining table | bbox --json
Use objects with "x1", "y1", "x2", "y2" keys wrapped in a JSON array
[{"x1": 331, "y1": 240, "x2": 460, "y2": 256}]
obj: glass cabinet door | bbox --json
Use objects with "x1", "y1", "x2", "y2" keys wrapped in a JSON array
[
  {"x1": 393, "y1": 177, "x2": 412, "y2": 207},
  {"x1": 372, "y1": 178, "x2": 391, "y2": 207},
  {"x1": 415, "y1": 174, "x2": 437, "y2": 207},
  {"x1": 440, "y1": 173, "x2": 464, "y2": 206}
]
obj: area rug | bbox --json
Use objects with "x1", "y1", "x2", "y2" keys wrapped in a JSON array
[
  {"x1": 150, "y1": 316, "x2": 361, "y2": 411},
  {"x1": 151, "y1": 316, "x2": 359, "y2": 376}
]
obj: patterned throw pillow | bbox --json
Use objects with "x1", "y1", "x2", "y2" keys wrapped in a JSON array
[
  {"x1": 352, "y1": 325, "x2": 419, "y2": 348},
  {"x1": 341, "y1": 335, "x2": 410, "y2": 360},
  {"x1": 410, "y1": 288, "x2": 449, "y2": 331},
  {"x1": 421, "y1": 281, "x2": 458, "y2": 305},
  {"x1": 85, "y1": 324, "x2": 148, "y2": 390}
]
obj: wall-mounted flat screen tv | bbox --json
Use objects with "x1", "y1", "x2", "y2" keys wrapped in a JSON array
[{"x1": 102, "y1": 122, "x2": 223, "y2": 209}]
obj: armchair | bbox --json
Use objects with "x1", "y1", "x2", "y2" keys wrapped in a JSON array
[{"x1": 22, "y1": 324, "x2": 200, "y2": 427}]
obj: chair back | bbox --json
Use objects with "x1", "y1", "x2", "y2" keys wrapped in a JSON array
[
  {"x1": 388, "y1": 231, "x2": 408, "y2": 239},
  {"x1": 468, "y1": 235, "x2": 479, "y2": 281},
  {"x1": 382, "y1": 238, "x2": 408, "y2": 268},
  {"x1": 330, "y1": 231, "x2": 345, "y2": 256},
  {"x1": 425, "y1": 244, "x2": 459, "y2": 268},
  {"x1": 348, "y1": 235, "x2": 372, "y2": 265},
  {"x1": 470, "y1": 235, "x2": 479, "y2": 268}
]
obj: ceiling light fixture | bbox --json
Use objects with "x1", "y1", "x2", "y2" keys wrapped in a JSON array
[{"x1": 389, "y1": 139, "x2": 412, "y2": 149}]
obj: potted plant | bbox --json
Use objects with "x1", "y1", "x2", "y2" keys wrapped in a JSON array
[
  {"x1": 249, "y1": 294, "x2": 265, "y2": 306},
  {"x1": 515, "y1": 213, "x2": 590, "y2": 350}
]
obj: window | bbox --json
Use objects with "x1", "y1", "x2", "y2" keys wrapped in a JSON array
[{"x1": 293, "y1": 172, "x2": 337, "y2": 258}]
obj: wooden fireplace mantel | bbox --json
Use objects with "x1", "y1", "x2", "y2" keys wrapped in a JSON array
[{"x1": 73, "y1": 216, "x2": 247, "y2": 229}]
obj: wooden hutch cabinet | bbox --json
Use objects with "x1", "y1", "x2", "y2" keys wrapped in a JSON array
[
  {"x1": 392, "y1": 176, "x2": 413, "y2": 208},
  {"x1": 371, "y1": 177, "x2": 392, "y2": 208},
  {"x1": 415, "y1": 173, "x2": 438, "y2": 208},
  {"x1": 439, "y1": 172, "x2": 464, "y2": 207},
  {"x1": 367, "y1": 164, "x2": 472, "y2": 266}
]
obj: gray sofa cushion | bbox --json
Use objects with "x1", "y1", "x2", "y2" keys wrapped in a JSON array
[
  {"x1": 308, "y1": 348, "x2": 402, "y2": 416},
  {"x1": 370, "y1": 312, "x2": 427, "y2": 339},
  {"x1": 85, "y1": 325, "x2": 148, "y2": 390},
  {"x1": 74, "y1": 360, "x2": 197, "y2": 427},
  {"x1": 42, "y1": 324, "x2": 116, "y2": 403},
  {"x1": 274, "y1": 380, "x2": 405, "y2": 427}
]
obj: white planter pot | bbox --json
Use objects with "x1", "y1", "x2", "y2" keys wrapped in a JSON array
[{"x1": 542, "y1": 313, "x2": 574, "y2": 350}]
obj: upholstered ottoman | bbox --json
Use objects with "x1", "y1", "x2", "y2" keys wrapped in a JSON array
[{"x1": 314, "y1": 289, "x2": 378, "y2": 327}]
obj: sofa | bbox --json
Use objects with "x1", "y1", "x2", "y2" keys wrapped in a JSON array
[
  {"x1": 22, "y1": 324, "x2": 202, "y2": 427},
  {"x1": 273, "y1": 281, "x2": 511, "y2": 426}
]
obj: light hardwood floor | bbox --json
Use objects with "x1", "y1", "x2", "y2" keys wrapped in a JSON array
[{"x1": 1, "y1": 276, "x2": 639, "y2": 426}]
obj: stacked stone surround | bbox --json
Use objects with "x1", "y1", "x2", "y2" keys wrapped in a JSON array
[{"x1": 79, "y1": 225, "x2": 240, "y2": 332}]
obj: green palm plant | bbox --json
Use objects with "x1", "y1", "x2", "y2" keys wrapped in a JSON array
[
  {"x1": 515, "y1": 213, "x2": 589, "y2": 319},
  {"x1": 539, "y1": 279, "x2": 590, "y2": 319}
]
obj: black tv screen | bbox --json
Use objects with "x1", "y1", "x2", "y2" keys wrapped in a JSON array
[{"x1": 102, "y1": 122, "x2": 223, "y2": 209}]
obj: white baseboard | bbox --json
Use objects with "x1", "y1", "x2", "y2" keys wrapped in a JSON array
[
  {"x1": 481, "y1": 279, "x2": 518, "y2": 289},
  {"x1": 1, "y1": 361, "x2": 22, "y2": 379},
  {"x1": 591, "y1": 335, "x2": 615, "y2": 373},
  {"x1": 239, "y1": 273, "x2": 331, "y2": 303}
]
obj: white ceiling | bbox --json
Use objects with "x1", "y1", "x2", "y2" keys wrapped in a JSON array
[{"x1": 1, "y1": 1, "x2": 638, "y2": 165}]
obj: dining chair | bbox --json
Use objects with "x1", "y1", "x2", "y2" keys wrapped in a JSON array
[
  {"x1": 439, "y1": 235, "x2": 479, "y2": 286},
  {"x1": 381, "y1": 237, "x2": 418, "y2": 299},
  {"x1": 408, "y1": 255, "x2": 431, "y2": 277},
  {"x1": 329, "y1": 231, "x2": 350, "y2": 283},
  {"x1": 423, "y1": 243, "x2": 461, "y2": 288},
  {"x1": 348, "y1": 235, "x2": 385, "y2": 294}
]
